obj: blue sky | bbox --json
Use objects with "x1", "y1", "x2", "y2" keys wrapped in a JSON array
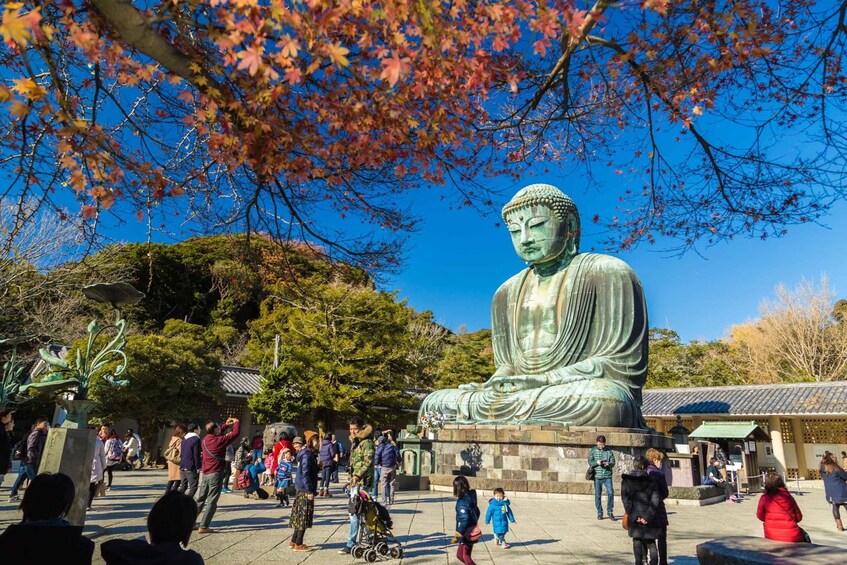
[{"x1": 384, "y1": 183, "x2": 847, "y2": 343}]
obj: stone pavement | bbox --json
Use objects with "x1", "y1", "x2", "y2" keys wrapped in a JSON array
[{"x1": 2, "y1": 470, "x2": 847, "y2": 564}]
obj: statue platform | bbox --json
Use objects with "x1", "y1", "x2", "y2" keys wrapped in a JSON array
[{"x1": 429, "y1": 424, "x2": 691, "y2": 499}]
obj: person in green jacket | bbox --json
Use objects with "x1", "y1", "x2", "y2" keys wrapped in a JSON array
[
  {"x1": 588, "y1": 434, "x2": 616, "y2": 521},
  {"x1": 340, "y1": 417, "x2": 375, "y2": 555}
]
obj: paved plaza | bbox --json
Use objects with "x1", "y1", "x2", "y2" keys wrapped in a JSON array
[{"x1": 2, "y1": 470, "x2": 847, "y2": 563}]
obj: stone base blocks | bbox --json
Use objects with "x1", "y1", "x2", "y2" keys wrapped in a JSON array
[{"x1": 429, "y1": 424, "x2": 730, "y2": 503}]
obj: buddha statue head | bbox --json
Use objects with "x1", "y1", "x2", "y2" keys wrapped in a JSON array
[{"x1": 502, "y1": 184, "x2": 580, "y2": 267}]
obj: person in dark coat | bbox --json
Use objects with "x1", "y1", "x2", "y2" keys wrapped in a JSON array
[
  {"x1": 452, "y1": 475, "x2": 480, "y2": 565},
  {"x1": 0, "y1": 409, "x2": 13, "y2": 489},
  {"x1": 8, "y1": 417, "x2": 49, "y2": 501},
  {"x1": 0, "y1": 472, "x2": 94, "y2": 564},
  {"x1": 646, "y1": 448, "x2": 669, "y2": 565},
  {"x1": 101, "y1": 491, "x2": 204, "y2": 564},
  {"x1": 820, "y1": 452, "x2": 847, "y2": 531},
  {"x1": 289, "y1": 431, "x2": 319, "y2": 551},
  {"x1": 622, "y1": 456, "x2": 661, "y2": 565},
  {"x1": 178, "y1": 424, "x2": 201, "y2": 497},
  {"x1": 318, "y1": 433, "x2": 336, "y2": 497}
]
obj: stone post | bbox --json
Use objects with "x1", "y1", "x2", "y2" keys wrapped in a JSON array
[
  {"x1": 38, "y1": 427, "x2": 97, "y2": 526},
  {"x1": 790, "y1": 418, "x2": 808, "y2": 480},
  {"x1": 768, "y1": 416, "x2": 787, "y2": 476}
]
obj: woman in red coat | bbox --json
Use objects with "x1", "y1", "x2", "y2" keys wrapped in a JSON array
[{"x1": 756, "y1": 472, "x2": 807, "y2": 543}]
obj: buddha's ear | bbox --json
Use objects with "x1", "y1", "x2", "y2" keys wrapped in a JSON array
[{"x1": 566, "y1": 215, "x2": 580, "y2": 255}]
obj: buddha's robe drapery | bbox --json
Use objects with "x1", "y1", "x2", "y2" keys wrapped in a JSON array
[{"x1": 420, "y1": 253, "x2": 648, "y2": 427}]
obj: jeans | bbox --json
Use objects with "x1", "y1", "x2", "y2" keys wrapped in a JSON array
[
  {"x1": 179, "y1": 469, "x2": 199, "y2": 497},
  {"x1": 370, "y1": 467, "x2": 381, "y2": 497},
  {"x1": 347, "y1": 486, "x2": 361, "y2": 547},
  {"x1": 221, "y1": 461, "x2": 232, "y2": 489},
  {"x1": 10, "y1": 463, "x2": 36, "y2": 496},
  {"x1": 196, "y1": 471, "x2": 224, "y2": 528},
  {"x1": 594, "y1": 477, "x2": 614, "y2": 515},
  {"x1": 379, "y1": 466, "x2": 396, "y2": 503},
  {"x1": 320, "y1": 465, "x2": 334, "y2": 490},
  {"x1": 331, "y1": 463, "x2": 340, "y2": 482},
  {"x1": 633, "y1": 538, "x2": 658, "y2": 565}
]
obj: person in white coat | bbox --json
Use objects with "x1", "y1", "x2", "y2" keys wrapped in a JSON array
[
  {"x1": 88, "y1": 435, "x2": 107, "y2": 511},
  {"x1": 123, "y1": 429, "x2": 141, "y2": 470}
]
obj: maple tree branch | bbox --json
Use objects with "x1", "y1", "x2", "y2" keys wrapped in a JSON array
[
  {"x1": 88, "y1": 0, "x2": 222, "y2": 94},
  {"x1": 525, "y1": 0, "x2": 615, "y2": 113},
  {"x1": 585, "y1": 34, "x2": 741, "y2": 215}
]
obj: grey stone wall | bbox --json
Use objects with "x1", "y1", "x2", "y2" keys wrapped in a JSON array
[{"x1": 432, "y1": 424, "x2": 674, "y2": 492}]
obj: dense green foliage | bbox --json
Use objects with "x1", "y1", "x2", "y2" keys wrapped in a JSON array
[
  {"x1": 87, "y1": 320, "x2": 224, "y2": 443},
  {"x1": 433, "y1": 329, "x2": 495, "y2": 389},
  {"x1": 646, "y1": 328, "x2": 744, "y2": 389},
  {"x1": 247, "y1": 276, "x2": 427, "y2": 428}
]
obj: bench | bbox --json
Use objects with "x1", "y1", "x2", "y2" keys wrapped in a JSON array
[{"x1": 697, "y1": 535, "x2": 844, "y2": 564}]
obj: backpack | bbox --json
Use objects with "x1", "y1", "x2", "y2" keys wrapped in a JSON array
[
  {"x1": 12, "y1": 437, "x2": 26, "y2": 461},
  {"x1": 238, "y1": 468, "x2": 253, "y2": 489},
  {"x1": 107, "y1": 439, "x2": 123, "y2": 462},
  {"x1": 163, "y1": 442, "x2": 181, "y2": 466}
]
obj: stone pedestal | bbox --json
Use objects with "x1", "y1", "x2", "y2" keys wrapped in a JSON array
[
  {"x1": 431, "y1": 424, "x2": 674, "y2": 494},
  {"x1": 38, "y1": 427, "x2": 97, "y2": 526}
]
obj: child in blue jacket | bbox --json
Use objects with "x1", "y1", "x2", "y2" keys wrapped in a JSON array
[
  {"x1": 485, "y1": 487, "x2": 516, "y2": 548},
  {"x1": 275, "y1": 448, "x2": 293, "y2": 507}
]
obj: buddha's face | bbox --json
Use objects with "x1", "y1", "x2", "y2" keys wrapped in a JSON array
[{"x1": 505, "y1": 205, "x2": 572, "y2": 264}]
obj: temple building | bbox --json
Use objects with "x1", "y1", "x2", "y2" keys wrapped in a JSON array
[{"x1": 642, "y1": 380, "x2": 847, "y2": 480}]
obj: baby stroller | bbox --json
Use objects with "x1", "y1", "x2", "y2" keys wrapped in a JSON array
[{"x1": 350, "y1": 491, "x2": 403, "y2": 561}]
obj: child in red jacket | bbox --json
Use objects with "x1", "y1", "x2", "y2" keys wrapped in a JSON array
[{"x1": 756, "y1": 472, "x2": 808, "y2": 543}]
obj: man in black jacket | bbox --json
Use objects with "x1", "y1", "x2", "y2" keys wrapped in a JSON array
[
  {"x1": 0, "y1": 409, "x2": 14, "y2": 488},
  {"x1": 8, "y1": 418, "x2": 49, "y2": 502}
]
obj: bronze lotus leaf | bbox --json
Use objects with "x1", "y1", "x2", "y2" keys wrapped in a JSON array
[{"x1": 82, "y1": 282, "x2": 145, "y2": 306}]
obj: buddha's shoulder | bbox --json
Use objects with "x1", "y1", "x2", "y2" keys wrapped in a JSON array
[
  {"x1": 494, "y1": 270, "x2": 530, "y2": 296},
  {"x1": 575, "y1": 253, "x2": 638, "y2": 277}
]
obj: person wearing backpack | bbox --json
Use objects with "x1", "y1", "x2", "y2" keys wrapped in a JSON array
[
  {"x1": 104, "y1": 429, "x2": 122, "y2": 491},
  {"x1": 166, "y1": 424, "x2": 187, "y2": 492},
  {"x1": 241, "y1": 456, "x2": 266, "y2": 499},
  {"x1": 179, "y1": 423, "x2": 202, "y2": 497},
  {"x1": 452, "y1": 475, "x2": 481, "y2": 565}
]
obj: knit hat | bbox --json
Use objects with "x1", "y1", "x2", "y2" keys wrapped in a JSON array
[{"x1": 304, "y1": 430, "x2": 318, "y2": 446}]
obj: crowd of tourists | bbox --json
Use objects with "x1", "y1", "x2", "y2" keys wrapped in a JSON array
[{"x1": 3, "y1": 409, "x2": 847, "y2": 564}]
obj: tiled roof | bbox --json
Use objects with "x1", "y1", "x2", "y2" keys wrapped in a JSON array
[
  {"x1": 642, "y1": 381, "x2": 847, "y2": 417},
  {"x1": 220, "y1": 365, "x2": 260, "y2": 396}
]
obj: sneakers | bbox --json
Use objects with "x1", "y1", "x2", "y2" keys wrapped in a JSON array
[
  {"x1": 338, "y1": 547, "x2": 352, "y2": 555},
  {"x1": 197, "y1": 527, "x2": 214, "y2": 534},
  {"x1": 597, "y1": 514, "x2": 603, "y2": 520},
  {"x1": 8, "y1": 495, "x2": 20, "y2": 502},
  {"x1": 221, "y1": 487, "x2": 232, "y2": 493},
  {"x1": 502, "y1": 543, "x2": 511, "y2": 549},
  {"x1": 289, "y1": 541, "x2": 296, "y2": 549},
  {"x1": 607, "y1": 512, "x2": 616, "y2": 521},
  {"x1": 494, "y1": 539, "x2": 501, "y2": 546}
]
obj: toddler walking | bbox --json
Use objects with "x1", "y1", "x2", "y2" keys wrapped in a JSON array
[
  {"x1": 262, "y1": 448, "x2": 275, "y2": 486},
  {"x1": 485, "y1": 487, "x2": 516, "y2": 548},
  {"x1": 275, "y1": 448, "x2": 293, "y2": 507}
]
